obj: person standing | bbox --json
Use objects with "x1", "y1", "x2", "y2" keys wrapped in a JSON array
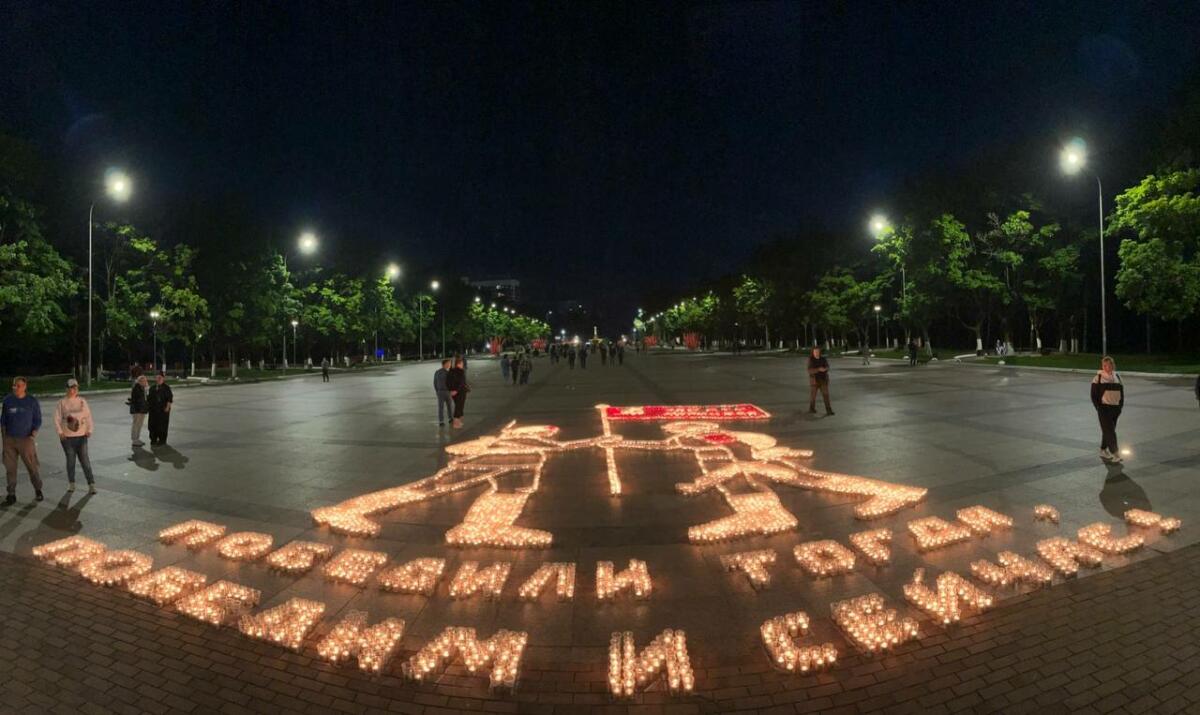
[
  {"x1": 2, "y1": 377, "x2": 43, "y2": 505},
  {"x1": 907, "y1": 339, "x2": 918, "y2": 367},
  {"x1": 511, "y1": 352, "x2": 521, "y2": 385},
  {"x1": 129, "y1": 375, "x2": 149, "y2": 447},
  {"x1": 147, "y1": 372, "x2": 174, "y2": 445},
  {"x1": 1091, "y1": 356, "x2": 1124, "y2": 463},
  {"x1": 501, "y1": 354, "x2": 511, "y2": 383},
  {"x1": 519, "y1": 352, "x2": 533, "y2": 385},
  {"x1": 806, "y1": 347, "x2": 834, "y2": 416},
  {"x1": 321, "y1": 357, "x2": 331, "y2": 382},
  {"x1": 567, "y1": 347, "x2": 576, "y2": 369},
  {"x1": 617, "y1": 343, "x2": 625, "y2": 365},
  {"x1": 600, "y1": 343, "x2": 608, "y2": 366},
  {"x1": 580, "y1": 345, "x2": 589, "y2": 369},
  {"x1": 446, "y1": 357, "x2": 468, "y2": 428},
  {"x1": 54, "y1": 378, "x2": 96, "y2": 494},
  {"x1": 434, "y1": 359, "x2": 454, "y2": 426}
]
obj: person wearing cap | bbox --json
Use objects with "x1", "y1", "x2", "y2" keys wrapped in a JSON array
[
  {"x1": 2, "y1": 376, "x2": 43, "y2": 505},
  {"x1": 147, "y1": 371, "x2": 174, "y2": 445},
  {"x1": 54, "y1": 378, "x2": 96, "y2": 493}
]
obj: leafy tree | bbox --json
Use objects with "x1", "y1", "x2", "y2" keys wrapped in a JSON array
[
  {"x1": 931, "y1": 214, "x2": 1005, "y2": 352},
  {"x1": 0, "y1": 193, "x2": 78, "y2": 351},
  {"x1": 733, "y1": 275, "x2": 775, "y2": 347},
  {"x1": 1110, "y1": 169, "x2": 1200, "y2": 351}
]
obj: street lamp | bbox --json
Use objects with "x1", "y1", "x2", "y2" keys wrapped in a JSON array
[
  {"x1": 386, "y1": 263, "x2": 401, "y2": 280},
  {"x1": 87, "y1": 169, "x2": 133, "y2": 387},
  {"x1": 431, "y1": 280, "x2": 444, "y2": 357},
  {"x1": 298, "y1": 231, "x2": 319, "y2": 255},
  {"x1": 149, "y1": 310, "x2": 160, "y2": 373},
  {"x1": 873, "y1": 304, "x2": 882, "y2": 349},
  {"x1": 869, "y1": 213, "x2": 906, "y2": 304},
  {"x1": 1061, "y1": 138, "x2": 1107, "y2": 355},
  {"x1": 291, "y1": 320, "x2": 299, "y2": 367}
]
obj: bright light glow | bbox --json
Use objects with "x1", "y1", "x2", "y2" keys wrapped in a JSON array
[
  {"x1": 1060, "y1": 138, "x2": 1087, "y2": 175},
  {"x1": 869, "y1": 214, "x2": 889, "y2": 237},
  {"x1": 1034, "y1": 504, "x2": 1060, "y2": 523},
  {"x1": 264, "y1": 541, "x2": 334, "y2": 574},
  {"x1": 970, "y1": 551, "x2": 1054, "y2": 589},
  {"x1": 431, "y1": 280, "x2": 440, "y2": 291},
  {"x1": 386, "y1": 263, "x2": 401, "y2": 280},
  {"x1": 32, "y1": 535, "x2": 106, "y2": 568},
  {"x1": 377, "y1": 558, "x2": 446, "y2": 595},
  {"x1": 317, "y1": 611, "x2": 406, "y2": 673},
  {"x1": 149, "y1": 310, "x2": 160, "y2": 320},
  {"x1": 404, "y1": 627, "x2": 528, "y2": 691},
  {"x1": 158, "y1": 519, "x2": 226, "y2": 549},
  {"x1": 1077, "y1": 522, "x2": 1143, "y2": 555},
  {"x1": 831, "y1": 593, "x2": 919, "y2": 654},
  {"x1": 1036, "y1": 537, "x2": 1103, "y2": 575},
  {"x1": 238, "y1": 598, "x2": 326, "y2": 651},
  {"x1": 517, "y1": 562, "x2": 576, "y2": 601},
  {"x1": 1124, "y1": 508, "x2": 1182, "y2": 533},
  {"x1": 849, "y1": 528, "x2": 892, "y2": 565},
  {"x1": 596, "y1": 560, "x2": 652, "y2": 600},
  {"x1": 291, "y1": 319, "x2": 298, "y2": 327},
  {"x1": 176, "y1": 580, "x2": 261, "y2": 626},
  {"x1": 608, "y1": 629, "x2": 694, "y2": 698},
  {"x1": 793, "y1": 540, "x2": 856, "y2": 578},
  {"x1": 449, "y1": 561, "x2": 511, "y2": 599},
  {"x1": 127, "y1": 567, "x2": 207, "y2": 606},
  {"x1": 761, "y1": 611, "x2": 837, "y2": 673},
  {"x1": 474, "y1": 296, "x2": 481, "y2": 302},
  {"x1": 720, "y1": 550, "x2": 776, "y2": 589},
  {"x1": 322, "y1": 549, "x2": 388, "y2": 586},
  {"x1": 298, "y1": 231, "x2": 319, "y2": 254},
  {"x1": 79, "y1": 550, "x2": 154, "y2": 587},
  {"x1": 105, "y1": 169, "x2": 132, "y2": 202},
  {"x1": 903, "y1": 568, "x2": 993, "y2": 626},
  {"x1": 873, "y1": 304, "x2": 882, "y2": 313}
]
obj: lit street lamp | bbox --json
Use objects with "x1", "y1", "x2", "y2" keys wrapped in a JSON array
[
  {"x1": 88, "y1": 169, "x2": 132, "y2": 386},
  {"x1": 869, "y1": 213, "x2": 905, "y2": 303},
  {"x1": 291, "y1": 319, "x2": 299, "y2": 367},
  {"x1": 1061, "y1": 138, "x2": 1107, "y2": 355},
  {"x1": 873, "y1": 304, "x2": 882, "y2": 349},
  {"x1": 431, "y1": 280, "x2": 444, "y2": 358},
  {"x1": 149, "y1": 310, "x2": 161, "y2": 373}
]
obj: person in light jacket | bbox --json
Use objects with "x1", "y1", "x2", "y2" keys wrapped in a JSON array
[
  {"x1": 55, "y1": 378, "x2": 96, "y2": 493},
  {"x1": 1090, "y1": 356, "x2": 1124, "y2": 463},
  {"x1": 129, "y1": 375, "x2": 149, "y2": 447}
]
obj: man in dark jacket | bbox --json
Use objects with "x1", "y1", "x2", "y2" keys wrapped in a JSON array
[
  {"x1": 147, "y1": 372, "x2": 174, "y2": 445},
  {"x1": 807, "y1": 347, "x2": 834, "y2": 416},
  {"x1": 129, "y1": 375, "x2": 149, "y2": 447},
  {"x1": 2, "y1": 377, "x2": 43, "y2": 504},
  {"x1": 446, "y1": 358, "x2": 468, "y2": 429},
  {"x1": 434, "y1": 359, "x2": 453, "y2": 426}
]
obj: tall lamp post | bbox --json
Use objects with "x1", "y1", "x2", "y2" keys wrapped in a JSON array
[
  {"x1": 149, "y1": 310, "x2": 160, "y2": 373},
  {"x1": 1061, "y1": 139, "x2": 1107, "y2": 355},
  {"x1": 384, "y1": 263, "x2": 400, "y2": 360},
  {"x1": 88, "y1": 169, "x2": 133, "y2": 386},
  {"x1": 291, "y1": 320, "x2": 299, "y2": 367},
  {"x1": 431, "y1": 280, "x2": 443, "y2": 357},
  {"x1": 873, "y1": 305, "x2": 882, "y2": 349},
  {"x1": 869, "y1": 214, "x2": 905, "y2": 302}
]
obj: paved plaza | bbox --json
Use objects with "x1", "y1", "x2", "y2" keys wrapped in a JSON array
[{"x1": 1, "y1": 352, "x2": 1198, "y2": 714}]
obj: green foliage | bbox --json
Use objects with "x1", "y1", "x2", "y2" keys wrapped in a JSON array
[{"x1": 0, "y1": 193, "x2": 78, "y2": 343}]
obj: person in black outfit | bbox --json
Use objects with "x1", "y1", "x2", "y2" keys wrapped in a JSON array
[
  {"x1": 147, "y1": 372, "x2": 174, "y2": 445},
  {"x1": 1090, "y1": 356, "x2": 1124, "y2": 463},
  {"x1": 446, "y1": 358, "x2": 468, "y2": 429},
  {"x1": 580, "y1": 345, "x2": 588, "y2": 369},
  {"x1": 806, "y1": 347, "x2": 834, "y2": 415},
  {"x1": 129, "y1": 375, "x2": 149, "y2": 446},
  {"x1": 567, "y1": 348, "x2": 576, "y2": 369},
  {"x1": 907, "y1": 339, "x2": 918, "y2": 366}
]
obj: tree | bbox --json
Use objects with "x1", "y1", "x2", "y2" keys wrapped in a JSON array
[
  {"x1": 0, "y1": 193, "x2": 78, "y2": 354},
  {"x1": 733, "y1": 275, "x2": 775, "y2": 347},
  {"x1": 932, "y1": 214, "x2": 1006, "y2": 352},
  {"x1": 1110, "y1": 169, "x2": 1200, "y2": 351}
]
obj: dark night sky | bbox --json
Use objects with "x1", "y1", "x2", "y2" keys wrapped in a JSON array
[{"x1": 3, "y1": 1, "x2": 1199, "y2": 320}]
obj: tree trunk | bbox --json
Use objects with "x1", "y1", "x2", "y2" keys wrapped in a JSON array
[{"x1": 1145, "y1": 316, "x2": 1151, "y2": 354}]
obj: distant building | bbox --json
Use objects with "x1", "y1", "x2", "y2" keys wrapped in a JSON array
[{"x1": 467, "y1": 277, "x2": 520, "y2": 303}]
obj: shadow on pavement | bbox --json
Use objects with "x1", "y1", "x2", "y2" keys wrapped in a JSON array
[
  {"x1": 38, "y1": 492, "x2": 94, "y2": 534},
  {"x1": 129, "y1": 445, "x2": 159, "y2": 471},
  {"x1": 152, "y1": 444, "x2": 189, "y2": 469},
  {"x1": 1099, "y1": 467, "x2": 1152, "y2": 518}
]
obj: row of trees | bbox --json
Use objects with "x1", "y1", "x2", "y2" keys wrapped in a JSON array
[
  {"x1": 1, "y1": 175, "x2": 549, "y2": 376},
  {"x1": 642, "y1": 169, "x2": 1200, "y2": 356}
]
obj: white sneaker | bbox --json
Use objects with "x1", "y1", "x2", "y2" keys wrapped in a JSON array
[
  {"x1": 132, "y1": 440, "x2": 144, "y2": 447},
  {"x1": 1099, "y1": 448, "x2": 1114, "y2": 461},
  {"x1": 1110, "y1": 451, "x2": 1124, "y2": 463},
  {"x1": 88, "y1": 485, "x2": 97, "y2": 494},
  {"x1": 67, "y1": 484, "x2": 76, "y2": 492}
]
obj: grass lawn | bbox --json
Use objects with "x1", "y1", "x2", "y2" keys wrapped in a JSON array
[
  {"x1": 7, "y1": 365, "x2": 394, "y2": 397},
  {"x1": 983, "y1": 352, "x2": 1200, "y2": 374}
]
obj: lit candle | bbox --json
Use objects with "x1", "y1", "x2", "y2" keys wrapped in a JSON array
[{"x1": 760, "y1": 611, "x2": 837, "y2": 672}]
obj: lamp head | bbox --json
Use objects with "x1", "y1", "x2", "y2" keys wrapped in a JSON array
[
  {"x1": 869, "y1": 214, "x2": 889, "y2": 237},
  {"x1": 1060, "y1": 138, "x2": 1087, "y2": 175},
  {"x1": 386, "y1": 263, "x2": 401, "y2": 280},
  {"x1": 105, "y1": 169, "x2": 132, "y2": 202},
  {"x1": 298, "y1": 231, "x2": 318, "y2": 254},
  {"x1": 430, "y1": 280, "x2": 440, "y2": 291}
]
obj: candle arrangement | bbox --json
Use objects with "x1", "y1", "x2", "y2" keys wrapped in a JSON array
[
  {"x1": 793, "y1": 540, "x2": 857, "y2": 577},
  {"x1": 404, "y1": 627, "x2": 528, "y2": 691},
  {"x1": 1033, "y1": 504, "x2": 1060, "y2": 523},
  {"x1": 175, "y1": 580, "x2": 262, "y2": 626},
  {"x1": 215, "y1": 531, "x2": 274, "y2": 561},
  {"x1": 238, "y1": 597, "x2": 326, "y2": 650},
  {"x1": 126, "y1": 566, "x2": 208, "y2": 606},
  {"x1": 264, "y1": 541, "x2": 335, "y2": 574},
  {"x1": 760, "y1": 611, "x2": 837, "y2": 673},
  {"x1": 907, "y1": 516, "x2": 973, "y2": 552},
  {"x1": 31, "y1": 535, "x2": 106, "y2": 568},
  {"x1": 830, "y1": 594, "x2": 919, "y2": 653},
  {"x1": 316, "y1": 611, "x2": 407, "y2": 672},
  {"x1": 720, "y1": 550, "x2": 776, "y2": 589},
  {"x1": 1124, "y1": 508, "x2": 1182, "y2": 533},
  {"x1": 158, "y1": 520, "x2": 227, "y2": 549},
  {"x1": 970, "y1": 551, "x2": 1054, "y2": 589},
  {"x1": 322, "y1": 549, "x2": 389, "y2": 586},
  {"x1": 445, "y1": 491, "x2": 553, "y2": 548},
  {"x1": 903, "y1": 568, "x2": 993, "y2": 625},
  {"x1": 517, "y1": 562, "x2": 576, "y2": 601},
  {"x1": 608, "y1": 629, "x2": 695, "y2": 698},
  {"x1": 596, "y1": 560, "x2": 652, "y2": 600},
  {"x1": 956, "y1": 506, "x2": 1014, "y2": 535},
  {"x1": 376, "y1": 558, "x2": 446, "y2": 595},
  {"x1": 1076, "y1": 522, "x2": 1143, "y2": 555},
  {"x1": 448, "y1": 561, "x2": 512, "y2": 599},
  {"x1": 78, "y1": 550, "x2": 153, "y2": 587},
  {"x1": 849, "y1": 528, "x2": 892, "y2": 566},
  {"x1": 1036, "y1": 538, "x2": 1103, "y2": 575}
]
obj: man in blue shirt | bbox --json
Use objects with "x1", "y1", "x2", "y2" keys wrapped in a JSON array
[{"x1": 2, "y1": 376, "x2": 44, "y2": 505}]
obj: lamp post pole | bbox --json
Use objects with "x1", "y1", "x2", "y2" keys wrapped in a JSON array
[
  {"x1": 1096, "y1": 175, "x2": 1107, "y2": 356},
  {"x1": 292, "y1": 321, "x2": 298, "y2": 366},
  {"x1": 87, "y1": 203, "x2": 94, "y2": 386}
]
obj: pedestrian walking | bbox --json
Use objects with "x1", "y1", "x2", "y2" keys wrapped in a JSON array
[
  {"x1": 806, "y1": 347, "x2": 834, "y2": 416},
  {"x1": 129, "y1": 375, "x2": 149, "y2": 446},
  {"x1": 580, "y1": 345, "x2": 589, "y2": 369},
  {"x1": 2, "y1": 377, "x2": 43, "y2": 504},
  {"x1": 907, "y1": 339, "x2": 918, "y2": 367},
  {"x1": 501, "y1": 354, "x2": 511, "y2": 382},
  {"x1": 54, "y1": 378, "x2": 95, "y2": 494},
  {"x1": 600, "y1": 343, "x2": 608, "y2": 366},
  {"x1": 147, "y1": 372, "x2": 174, "y2": 445},
  {"x1": 511, "y1": 352, "x2": 521, "y2": 385},
  {"x1": 617, "y1": 344, "x2": 625, "y2": 365},
  {"x1": 1091, "y1": 356, "x2": 1124, "y2": 463},
  {"x1": 567, "y1": 347, "x2": 576, "y2": 369},
  {"x1": 434, "y1": 359, "x2": 454, "y2": 426},
  {"x1": 321, "y1": 357, "x2": 331, "y2": 382},
  {"x1": 446, "y1": 357, "x2": 468, "y2": 428},
  {"x1": 519, "y1": 352, "x2": 533, "y2": 385},
  {"x1": 861, "y1": 342, "x2": 871, "y2": 366}
]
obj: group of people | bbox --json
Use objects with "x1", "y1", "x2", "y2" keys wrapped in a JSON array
[
  {"x1": 128, "y1": 371, "x2": 174, "y2": 446},
  {"x1": 500, "y1": 352, "x2": 534, "y2": 385},
  {"x1": 2, "y1": 376, "x2": 100, "y2": 505},
  {"x1": 433, "y1": 357, "x2": 469, "y2": 428},
  {"x1": 551, "y1": 340, "x2": 625, "y2": 370}
]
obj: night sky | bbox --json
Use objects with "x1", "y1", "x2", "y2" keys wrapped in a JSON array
[{"x1": 3, "y1": 1, "x2": 1199, "y2": 319}]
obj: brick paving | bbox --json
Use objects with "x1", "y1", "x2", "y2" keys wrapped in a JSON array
[{"x1": 2, "y1": 542, "x2": 1197, "y2": 715}]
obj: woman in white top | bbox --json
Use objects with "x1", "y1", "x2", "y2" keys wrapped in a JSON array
[
  {"x1": 54, "y1": 378, "x2": 96, "y2": 492},
  {"x1": 1089, "y1": 356, "x2": 1124, "y2": 463}
]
